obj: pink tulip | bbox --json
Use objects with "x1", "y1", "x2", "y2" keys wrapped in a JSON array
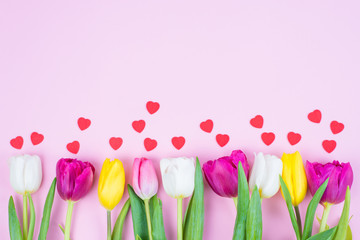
[{"x1": 133, "y1": 158, "x2": 158, "y2": 200}]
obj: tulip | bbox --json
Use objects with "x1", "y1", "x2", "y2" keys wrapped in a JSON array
[
  {"x1": 249, "y1": 152, "x2": 283, "y2": 199},
  {"x1": 305, "y1": 160, "x2": 353, "y2": 232},
  {"x1": 281, "y1": 151, "x2": 307, "y2": 237},
  {"x1": 56, "y1": 158, "x2": 95, "y2": 240},
  {"x1": 132, "y1": 158, "x2": 158, "y2": 240},
  {"x1": 202, "y1": 150, "x2": 249, "y2": 201},
  {"x1": 98, "y1": 158, "x2": 125, "y2": 240},
  {"x1": 160, "y1": 157, "x2": 195, "y2": 240},
  {"x1": 9, "y1": 154, "x2": 42, "y2": 240}
]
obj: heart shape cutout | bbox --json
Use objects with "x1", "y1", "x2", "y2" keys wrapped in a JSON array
[
  {"x1": 287, "y1": 132, "x2": 301, "y2": 146},
  {"x1": 109, "y1": 137, "x2": 123, "y2": 150},
  {"x1": 31, "y1": 132, "x2": 44, "y2": 145},
  {"x1": 216, "y1": 134, "x2": 230, "y2": 147},
  {"x1": 144, "y1": 138, "x2": 157, "y2": 151},
  {"x1": 78, "y1": 117, "x2": 91, "y2": 131},
  {"x1": 10, "y1": 136, "x2": 24, "y2": 149},
  {"x1": 308, "y1": 109, "x2": 322, "y2": 123},
  {"x1": 250, "y1": 115, "x2": 264, "y2": 129},
  {"x1": 67, "y1": 141, "x2": 80, "y2": 154},
  {"x1": 172, "y1": 136, "x2": 185, "y2": 150},
  {"x1": 200, "y1": 119, "x2": 213, "y2": 133},
  {"x1": 322, "y1": 140, "x2": 336, "y2": 153},
  {"x1": 261, "y1": 132, "x2": 275, "y2": 146},
  {"x1": 132, "y1": 120, "x2": 146, "y2": 133},
  {"x1": 146, "y1": 101, "x2": 160, "y2": 115},
  {"x1": 330, "y1": 121, "x2": 344, "y2": 134}
]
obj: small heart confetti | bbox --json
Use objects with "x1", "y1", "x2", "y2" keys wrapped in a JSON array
[
  {"x1": 144, "y1": 138, "x2": 157, "y2": 151},
  {"x1": 216, "y1": 134, "x2": 230, "y2": 147},
  {"x1": 250, "y1": 115, "x2": 264, "y2": 129},
  {"x1": 200, "y1": 119, "x2": 213, "y2": 133},
  {"x1": 322, "y1": 140, "x2": 336, "y2": 153},
  {"x1": 31, "y1": 132, "x2": 44, "y2": 145},
  {"x1": 132, "y1": 120, "x2": 146, "y2": 133},
  {"x1": 261, "y1": 132, "x2": 275, "y2": 146},
  {"x1": 287, "y1": 132, "x2": 301, "y2": 146},
  {"x1": 78, "y1": 117, "x2": 91, "y2": 131},
  {"x1": 172, "y1": 136, "x2": 185, "y2": 150},
  {"x1": 330, "y1": 121, "x2": 344, "y2": 134},
  {"x1": 10, "y1": 136, "x2": 24, "y2": 149},
  {"x1": 146, "y1": 101, "x2": 160, "y2": 115},
  {"x1": 308, "y1": 110, "x2": 322, "y2": 123},
  {"x1": 109, "y1": 137, "x2": 123, "y2": 150},
  {"x1": 67, "y1": 141, "x2": 80, "y2": 154}
]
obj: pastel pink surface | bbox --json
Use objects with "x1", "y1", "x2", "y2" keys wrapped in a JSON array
[{"x1": 0, "y1": 1, "x2": 359, "y2": 240}]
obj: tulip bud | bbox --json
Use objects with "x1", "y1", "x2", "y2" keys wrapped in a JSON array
[
  {"x1": 202, "y1": 150, "x2": 249, "y2": 198},
  {"x1": 160, "y1": 157, "x2": 195, "y2": 198},
  {"x1": 305, "y1": 160, "x2": 353, "y2": 204},
  {"x1": 249, "y1": 152, "x2": 283, "y2": 199},
  {"x1": 9, "y1": 154, "x2": 42, "y2": 195},
  {"x1": 56, "y1": 158, "x2": 95, "y2": 201},
  {"x1": 281, "y1": 151, "x2": 307, "y2": 206},
  {"x1": 133, "y1": 158, "x2": 158, "y2": 200},
  {"x1": 98, "y1": 159, "x2": 125, "y2": 210}
]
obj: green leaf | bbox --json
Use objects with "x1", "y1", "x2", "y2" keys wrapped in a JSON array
[
  {"x1": 136, "y1": 235, "x2": 143, "y2": 240},
  {"x1": 28, "y1": 194, "x2": 36, "y2": 240},
  {"x1": 306, "y1": 227, "x2": 336, "y2": 240},
  {"x1": 8, "y1": 196, "x2": 22, "y2": 240},
  {"x1": 345, "y1": 224, "x2": 352, "y2": 240},
  {"x1": 333, "y1": 186, "x2": 351, "y2": 240},
  {"x1": 183, "y1": 157, "x2": 204, "y2": 240},
  {"x1": 38, "y1": 178, "x2": 57, "y2": 240},
  {"x1": 112, "y1": 198, "x2": 131, "y2": 240},
  {"x1": 245, "y1": 186, "x2": 262, "y2": 240},
  {"x1": 128, "y1": 185, "x2": 149, "y2": 239},
  {"x1": 149, "y1": 197, "x2": 166, "y2": 240},
  {"x1": 232, "y1": 161, "x2": 250, "y2": 240},
  {"x1": 279, "y1": 176, "x2": 301, "y2": 240},
  {"x1": 302, "y1": 178, "x2": 329, "y2": 240}
]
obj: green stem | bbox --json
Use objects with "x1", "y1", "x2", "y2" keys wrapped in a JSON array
[
  {"x1": 319, "y1": 203, "x2": 332, "y2": 233},
  {"x1": 233, "y1": 197, "x2": 238, "y2": 208},
  {"x1": 107, "y1": 210, "x2": 111, "y2": 240},
  {"x1": 144, "y1": 199, "x2": 153, "y2": 240},
  {"x1": 64, "y1": 201, "x2": 74, "y2": 240},
  {"x1": 177, "y1": 198, "x2": 183, "y2": 240},
  {"x1": 23, "y1": 195, "x2": 28, "y2": 240},
  {"x1": 294, "y1": 206, "x2": 303, "y2": 239}
]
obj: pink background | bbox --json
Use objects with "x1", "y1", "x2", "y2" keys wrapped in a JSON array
[{"x1": 0, "y1": 1, "x2": 359, "y2": 239}]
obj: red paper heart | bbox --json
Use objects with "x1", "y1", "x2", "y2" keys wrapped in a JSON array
[
  {"x1": 200, "y1": 119, "x2": 213, "y2": 133},
  {"x1": 216, "y1": 134, "x2": 230, "y2": 147},
  {"x1": 31, "y1": 132, "x2": 44, "y2": 145},
  {"x1": 250, "y1": 115, "x2": 264, "y2": 129},
  {"x1": 330, "y1": 121, "x2": 344, "y2": 134},
  {"x1": 172, "y1": 136, "x2": 185, "y2": 150},
  {"x1": 132, "y1": 120, "x2": 146, "y2": 133},
  {"x1": 109, "y1": 137, "x2": 123, "y2": 150},
  {"x1": 308, "y1": 110, "x2": 322, "y2": 123},
  {"x1": 144, "y1": 138, "x2": 157, "y2": 151},
  {"x1": 287, "y1": 132, "x2": 301, "y2": 146},
  {"x1": 261, "y1": 132, "x2": 275, "y2": 146},
  {"x1": 10, "y1": 136, "x2": 23, "y2": 149},
  {"x1": 67, "y1": 141, "x2": 80, "y2": 154},
  {"x1": 78, "y1": 117, "x2": 91, "y2": 131},
  {"x1": 146, "y1": 101, "x2": 160, "y2": 115},
  {"x1": 322, "y1": 140, "x2": 336, "y2": 153}
]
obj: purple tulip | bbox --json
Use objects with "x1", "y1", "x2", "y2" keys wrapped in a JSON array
[
  {"x1": 203, "y1": 150, "x2": 249, "y2": 198},
  {"x1": 305, "y1": 160, "x2": 353, "y2": 204},
  {"x1": 56, "y1": 158, "x2": 95, "y2": 201}
]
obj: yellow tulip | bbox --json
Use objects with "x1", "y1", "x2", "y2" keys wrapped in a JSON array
[
  {"x1": 281, "y1": 151, "x2": 307, "y2": 206},
  {"x1": 98, "y1": 158, "x2": 125, "y2": 210}
]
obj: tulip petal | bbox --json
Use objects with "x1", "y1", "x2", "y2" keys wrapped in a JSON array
[
  {"x1": 335, "y1": 162, "x2": 353, "y2": 204},
  {"x1": 24, "y1": 155, "x2": 42, "y2": 194},
  {"x1": 9, "y1": 156, "x2": 26, "y2": 194},
  {"x1": 261, "y1": 155, "x2": 282, "y2": 198},
  {"x1": 71, "y1": 164, "x2": 95, "y2": 201},
  {"x1": 249, "y1": 153, "x2": 265, "y2": 193},
  {"x1": 138, "y1": 158, "x2": 158, "y2": 199}
]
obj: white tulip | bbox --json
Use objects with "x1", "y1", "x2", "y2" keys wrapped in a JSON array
[
  {"x1": 249, "y1": 152, "x2": 283, "y2": 199},
  {"x1": 160, "y1": 157, "x2": 195, "y2": 198},
  {"x1": 9, "y1": 154, "x2": 42, "y2": 195}
]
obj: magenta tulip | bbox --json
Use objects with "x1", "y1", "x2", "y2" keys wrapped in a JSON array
[
  {"x1": 133, "y1": 157, "x2": 158, "y2": 200},
  {"x1": 305, "y1": 160, "x2": 353, "y2": 204},
  {"x1": 56, "y1": 158, "x2": 95, "y2": 201},
  {"x1": 203, "y1": 150, "x2": 249, "y2": 198}
]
